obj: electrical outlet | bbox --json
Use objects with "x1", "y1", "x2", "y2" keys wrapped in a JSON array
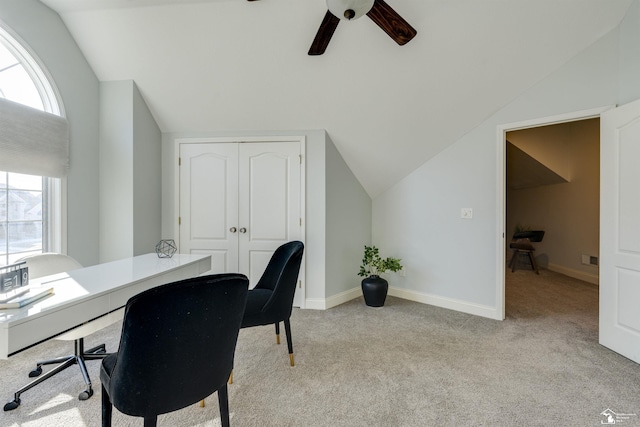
[{"x1": 461, "y1": 208, "x2": 473, "y2": 219}]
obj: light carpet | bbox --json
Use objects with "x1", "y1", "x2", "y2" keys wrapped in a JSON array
[{"x1": 1, "y1": 269, "x2": 639, "y2": 426}]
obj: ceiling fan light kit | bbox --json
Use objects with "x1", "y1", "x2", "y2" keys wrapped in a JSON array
[
  {"x1": 327, "y1": 0, "x2": 375, "y2": 20},
  {"x1": 309, "y1": 0, "x2": 417, "y2": 56}
]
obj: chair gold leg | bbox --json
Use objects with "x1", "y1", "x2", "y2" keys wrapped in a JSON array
[
  {"x1": 199, "y1": 399, "x2": 205, "y2": 408},
  {"x1": 228, "y1": 370, "x2": 233, "y2": 385},
  {"x1": 289, "y1": 353, "x2": 295, "y2": 367},
  {"x1": 276, "y1": 334, "x2": 280, "y2": 345}
]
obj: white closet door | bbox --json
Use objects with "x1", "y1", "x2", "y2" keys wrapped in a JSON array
[
  {"x1": 238, "y1": 142, "x2": 302, "y2": 288},
  {"x1": 179, "y1": 143, "x2": 239, "y2": 274}
]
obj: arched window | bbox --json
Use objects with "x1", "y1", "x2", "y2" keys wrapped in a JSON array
[{"x1": 0, "y1": 24, "x2": 64, "y2": 266}]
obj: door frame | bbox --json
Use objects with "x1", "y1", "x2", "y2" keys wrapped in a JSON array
[
  {"x1": 174, "y1": 135, "x2": 307, "y2": 308},
  {"x1": 495, "y1": 106, "x2": 613, "y2": 320}
]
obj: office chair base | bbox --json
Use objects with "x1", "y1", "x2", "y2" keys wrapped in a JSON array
[{"x1": 3, "y1": 339, "x2": 107, "y2": 411}]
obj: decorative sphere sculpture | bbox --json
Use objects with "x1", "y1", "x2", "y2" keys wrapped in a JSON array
[{"x1": 155, "y1": 239, "x2": 177, "y2": 258}]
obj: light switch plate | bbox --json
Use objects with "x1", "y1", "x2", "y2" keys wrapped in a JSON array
[{"x1": 461, "y1": 208, "x2": 473, "y2": 219}]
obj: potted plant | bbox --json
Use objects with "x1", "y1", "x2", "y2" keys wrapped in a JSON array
[{"x1": 358, "y1": 245, "x2": 403, "y2": 307}]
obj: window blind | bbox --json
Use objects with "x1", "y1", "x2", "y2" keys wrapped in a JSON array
[{"x1": 0, "y1": 97, "x2": 69, "y2": 178}]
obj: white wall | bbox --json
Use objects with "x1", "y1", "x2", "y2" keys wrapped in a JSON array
[
  {"x1": 0, "y1": 0, "x2": 101, "y2": 267},
  {"x1": 324, "y1": 134, "x2": 372, "y2": 307},
  {"x1": 100, "y1": 80, "x2": 161, "y2": 262},
  {"x1": 99, "y1": 81, "x2": 133, "y2": 261},
  {"x1": 303, "y1": 130, "x2": 327, "y2": 303},
  {"x1": 132, "y1": 83, "x2": 162, "y2": 256},
  {"x1": 619, "y1": 0, "x2": 640, "y2": 105},
  {"x1": 373, "y1": 27, "x2": 622, "y2": 319}
]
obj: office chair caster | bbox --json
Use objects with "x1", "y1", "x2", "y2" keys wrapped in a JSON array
[
  {"x1": 28, "y1": 366, "x2": 42, "y2": 377},
  {"x1": 3, "y1": 397, "x2": 20, "y2": 411},
  {"x1": 78, "y1": 387, "x2": 93, "y2": 401}
]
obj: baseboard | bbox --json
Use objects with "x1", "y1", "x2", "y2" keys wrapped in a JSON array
[
  {"x1": 546, "y1": 263, "x2": 599, "y2": 285},
  {"x1": 305, "y1": 285, "x2": 500, "y2": 320},
  {"x1": 304, "y1": 287, "x2": 361, "y2": 310},
  {"x1": 388, "y1": 287, "x2": 501, "y2": 320}
]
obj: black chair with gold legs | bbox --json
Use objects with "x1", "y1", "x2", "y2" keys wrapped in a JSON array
[
  {"x1": 201, "y1": 241, "x2": 303, "y2": 408},
  {"x1": 240, "y1": 241, "x2": 304, "y2": 368},
  {"x1": 100, "y1": 273, "x2": 248, "y2": 427}
]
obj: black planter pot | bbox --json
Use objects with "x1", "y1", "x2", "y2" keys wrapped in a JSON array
[{"x1": 361, "y1": 275, "x2": 388, "y2": 307}]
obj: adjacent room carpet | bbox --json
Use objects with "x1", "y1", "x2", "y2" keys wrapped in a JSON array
[{"x1": 1, "y1": 269, "x2": 638, "y2": 426}]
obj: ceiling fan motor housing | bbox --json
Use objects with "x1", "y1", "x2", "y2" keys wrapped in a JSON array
[{"x1": 326, "y1": 0, "x2": 375, "y2": 20}]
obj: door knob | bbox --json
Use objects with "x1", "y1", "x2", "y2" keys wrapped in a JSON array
[
  {"x1": 239, "y1": 227, "x2": 247, "y2": 233},
  {"x1": 229, "y1": 227, "x2": 237, "y2": 233}
]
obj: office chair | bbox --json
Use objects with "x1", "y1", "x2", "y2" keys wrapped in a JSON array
[
  {"x1": 100, "y1": 273, "x2": 248, "y2": 427},
  {"x1": 4, "y1": 253, "x2": 110, "y2": 411},
  {"x1": 240, "y1": 241, "x2": 304, "y2": 368},
  {"x1": 509, "y1": 230, "x2": 545, "y2": 274}
]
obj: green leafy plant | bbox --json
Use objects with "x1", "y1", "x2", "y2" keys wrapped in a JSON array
[
  {"x1": 358, "y1": 245, "x2": 403, "y2": 277},
  {"x1": 514, "y1": 223, "x2": 531, "y2": 234}
]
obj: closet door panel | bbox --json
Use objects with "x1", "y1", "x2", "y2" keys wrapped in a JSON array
[
  {"x1": 179, "y1": 143, "x2": 239, "y2": 273},
  {"x1": 248, "y1": 151, "x2": 289, "y2": 240},
  {"x1": 239, "y1": 142, "x2": 301, "y2": 286}
]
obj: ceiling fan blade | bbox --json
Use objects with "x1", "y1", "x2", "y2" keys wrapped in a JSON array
[
  {"x1": 309, "y1": 10, "x2": 340, "y2": 56},
  {"x1": 366, "y1": 0, "x2": 417, "y2": 46}
]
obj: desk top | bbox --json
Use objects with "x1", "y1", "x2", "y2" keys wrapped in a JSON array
[{"x1": 0, "y1": 253, "x2": 211, "y2": 358}]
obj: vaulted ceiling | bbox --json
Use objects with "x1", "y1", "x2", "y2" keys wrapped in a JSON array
[{"x1": 39, "y1": 0, "x2": 632, "y2": 197}]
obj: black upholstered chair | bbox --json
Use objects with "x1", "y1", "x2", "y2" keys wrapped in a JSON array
[
  {"x1": 509, "y1": 230, "x2": 545, "y2": 274},
  {"x1": 100, "y1": 273, "x2": 249, "y2": 427},
  {"x1": 241, "y1": 241, "x2": 304, "y2": 368}
]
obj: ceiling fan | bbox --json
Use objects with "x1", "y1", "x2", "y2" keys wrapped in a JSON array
[{"x1": 309, "y1": 0, "x2": 417, "y2": 55}]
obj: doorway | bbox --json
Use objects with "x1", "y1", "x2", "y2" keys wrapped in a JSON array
[
  {"x1": 496, "y1": 106, "x2": 610, "y2": 319},
  {"x1": 505, "y1": 118, "x2": 600, "y2": 322}
]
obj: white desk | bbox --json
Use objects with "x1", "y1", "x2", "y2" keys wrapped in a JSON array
[{"x1": 0, "y1": 253, "x2": 211, "y2": 359}]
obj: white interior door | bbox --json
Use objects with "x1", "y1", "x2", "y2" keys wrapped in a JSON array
[
  {"x1": 600, "y1": 99, "x2": 640, "y2": 363},
  {"x1": 238, "y1": 142, "x2": 302, "y2": 288},
  {"x1": 179, "y1": 143, "x2": 239, "y2": 273}
]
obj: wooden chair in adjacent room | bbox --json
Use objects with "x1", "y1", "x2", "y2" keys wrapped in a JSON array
[{"x1": 509, "y1": 230, "x2": 545, "y2": 274}]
